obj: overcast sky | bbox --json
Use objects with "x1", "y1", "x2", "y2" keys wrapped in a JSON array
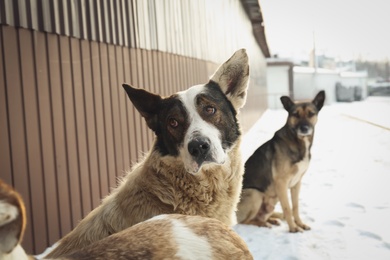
[{"x1": 260, "y1": 0, "x2": 390, "y2": 61}]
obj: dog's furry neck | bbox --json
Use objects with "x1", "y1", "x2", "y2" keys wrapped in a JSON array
[
  {"x1": 133, "y1": 143, "x2": 240, "y2": 201},
  {"x1": 113, "y1": 138, "x2": 243, "y2": 222},
  {"x1": 280, "y1": 124, "x2": 314, "y2": 143},
  {"x1": 276, "y1": 126, "x2": 313, "y2": 164}
]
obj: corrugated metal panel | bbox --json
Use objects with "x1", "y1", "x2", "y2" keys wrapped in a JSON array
[
  {"x1": 1, "y1": 25, "x2": 35, "y2": 254},
  {"x1": 0, "y1": 26, "x2": 12, "y2": 189},
  {"x1": 0, "y1": 0, "x2": 270, "y2": 60},
  {"x1": 18, "y1": 29, "x2": 48, "y2": 252},
  {"x1": 32, "y1": 29, "x2": 62, "y2": 246},
  {"x1": 0, "y1": 26, "x2": 220, "y2": 253}
]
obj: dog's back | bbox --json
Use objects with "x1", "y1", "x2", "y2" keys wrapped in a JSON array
[
  {"x1": 63, "y1": 214, "x2": 253, "y2": 260},
  {"x1": 0, "y1": 179, "x2": 252, "y2": 260},
  {"x1": 242, "y1": 138, "x2": 275, "y2": 193},
  {"x1": 242, "y1": 125, "x2": 312, "y2": 193}
]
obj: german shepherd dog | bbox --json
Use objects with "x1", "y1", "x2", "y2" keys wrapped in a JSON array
[
  {"x1": 47, "y1": 49, "x2": 249, "y2": 257},
  {"x1": 237, "y1": 91, "x2": 325, "y2": 232},
  {"x1": 0, "y1": 179, "x2": 253, "y2": 260}
]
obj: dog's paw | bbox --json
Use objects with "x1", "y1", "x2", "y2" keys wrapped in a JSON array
[
  {"x1": 296, "y1": 221, "x2": 311, "y2": 231},
  {"x1": 264, "y1": 222, "x2": 273, "y2": 228},
  {"x1": 288, "y1": 225, "x2": 304, "y2": 233},
  {"x1": 247, "y1": 218, "x2": 272, "y2": 228},
  {"x1": 267, "y1": 218, "x2": 280, "y2": 226},
  {"x1": 300, "y1": 223, "x2": 311, "y2": 230}
]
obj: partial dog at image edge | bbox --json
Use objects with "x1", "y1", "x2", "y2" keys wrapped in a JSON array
[
  {"x1": 237, "y1": 90, "x2": 325, "y2": 232},
  {"x1": 0, "y1": 179, "x2": 31, "y2": 260},
  {"x1": 47, "y1": 49, "x2": 250, "y2": 258},
  {"x1": 0, "y1": 179, "x2": 254, "y2": 259}
]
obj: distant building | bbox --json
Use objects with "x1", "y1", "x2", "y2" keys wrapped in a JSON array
[{"x1": 266, "y1": 59, "x2": 367, "y2": 108}]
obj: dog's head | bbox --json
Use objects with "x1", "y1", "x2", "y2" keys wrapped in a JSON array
[
  {"x1": 280, "y1": 90, "x2": 325, "y2": 137},
  {"x1": 0, "y1": 179, "x2": 27, "y2": 259},
  {"x1": 123, "y1": 49, "x2": 249, "y2": 174}
]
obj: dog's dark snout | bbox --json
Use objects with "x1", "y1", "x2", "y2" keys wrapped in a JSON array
[
  {"x1": 300, "y1": 125, "x2": 310, "y2": 133},
  {"x1": 188, "y1": 138, "x2": 211, "y2": 159}
]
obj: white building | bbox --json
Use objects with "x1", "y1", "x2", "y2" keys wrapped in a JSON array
[{"x1": 266, "y1": 59, "x2": 368, "y2": 109}]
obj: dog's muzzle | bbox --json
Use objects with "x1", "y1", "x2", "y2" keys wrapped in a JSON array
[
  {"x1": 297, "y1": 124, "x2": 313, "y2": 136},
  {"x1": 188, "y1": 137, "x2": 213, "y2": 167}
]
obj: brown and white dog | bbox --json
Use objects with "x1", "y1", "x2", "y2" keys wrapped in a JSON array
[
  {"x1": 0, "y1": 179, "x2": 254, "y2": 259},
  {"x1": 237, "y1": 91, "x2": 325, "y2": 232},
  {"x1": 62, "y1": 214, "x2": 253, "y2": 260},
  {"x1": 47, "y1": 49, "x2": 249, "y2": 257}
]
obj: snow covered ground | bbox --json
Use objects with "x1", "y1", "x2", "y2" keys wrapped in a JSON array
[{"x1": 235, "y1": 96, "x2": 390, "y2": 260}]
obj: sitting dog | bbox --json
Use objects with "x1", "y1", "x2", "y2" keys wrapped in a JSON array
[
  {"x1": 47, "y1": 49, "x2": 249, "y2": 257},
  {"x1": 0, "y1": 179, "x2": 253, "y2": 259},
  {"x1": 237, "y1": 91, "x2": 325, "y2": 232}
]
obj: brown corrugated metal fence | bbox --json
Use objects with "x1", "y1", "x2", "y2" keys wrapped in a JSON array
[
  {"x1": 0, "y1": 26, "x2": 212, "y2": 253},
  {"x1": 0, "y1": 0, "x2": 269, "y2": 254}
]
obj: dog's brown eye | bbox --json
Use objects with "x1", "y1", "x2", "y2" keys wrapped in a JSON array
[
  {"x1": 308, "y1": 111, "x2": 314, "y2": 117},
  {"x1": 204, "y1": 106, "x2": 216, "y2": 115},
  {"x1": 168, "y1": 118, "x2": 178, "y2": 128},
  {"x1": 292, "y1": 112, "x2": 299, "y2": 118}
]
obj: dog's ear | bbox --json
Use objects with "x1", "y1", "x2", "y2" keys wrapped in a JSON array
[
  {"x1": 209, "y1": 49, "x2": 249, "y2": 111},
  {"x1": 280, "y1": 96, "x2": 295, "y2": 111},
  {"x1": 122, "y1": 84, "x2": 161, "y2": 131},
  {"x1": 312, "y1": 90, "x2": 325, "y2": 111}
]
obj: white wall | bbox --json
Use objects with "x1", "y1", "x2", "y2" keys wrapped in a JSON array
[
  {"x1": 293, "y1": 67, "x2": 339, "y2": 104},
  {"x1": 293, "y1": 67, "x2": 368, "y2": 104},
  {"x1": 266, "y1": 65, "x2": 290, "y2": 109},
  {"x1": 267, "y1": 65, "x2": 367, "y2": 106}
]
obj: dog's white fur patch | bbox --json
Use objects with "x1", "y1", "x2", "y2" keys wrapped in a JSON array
[
  {"x1": 34, "y1": 242, "x2": 59, "y2": 259},
  {"x1": 146, "y1": 214, "x2": 169, "y2": 222},
  {"x1": 178, "y1": 84, "x2": 226, "y2": 174},
  {"x1": 298, "y1": 127, "x2": 313, "y2": 136},
  {"x1": 170, "y1": 218, "x2": 213, "y2": 260},
  {"x1": 0, "y1": 200, "x2": 19, "y2": 227},
  {"x1": 1, "y1": 244, "x2": 29, "y2": 260},
  {"x1": 289, "y1": 137, "x2": 311, "y2": 188}
]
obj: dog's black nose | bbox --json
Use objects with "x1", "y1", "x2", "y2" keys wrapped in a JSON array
[
  {"x1": 188, "y1": 137, "x2": 211, "y2": 160},
  {"x1": 300, "y1": 125, "x2": 310, "y2": 133}
]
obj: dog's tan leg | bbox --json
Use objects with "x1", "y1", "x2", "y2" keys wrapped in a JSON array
[
  {"x1": 291, "y1": 180, "x2": 310, "y2": 230},
  {"x1": 275, "y1": 180, "x2": 302, "y2": 232}
]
